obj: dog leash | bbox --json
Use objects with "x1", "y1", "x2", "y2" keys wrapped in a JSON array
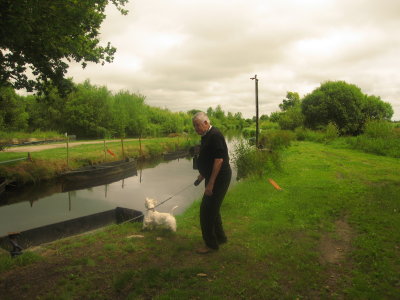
[
  {"x1": 120, "y1": 182, "x2": 195, "y2": 224},
  {"x1": 153, "y1": 182, "x2": 194, "y2": 209}
]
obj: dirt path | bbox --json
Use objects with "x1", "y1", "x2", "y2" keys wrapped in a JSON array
[{"x1": 4, "y1": 139, "x2": 140, "y2": 153}]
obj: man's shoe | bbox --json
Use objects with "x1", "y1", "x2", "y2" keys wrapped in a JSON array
[
  {"x1": 218, "y1": 238, "x2": 227, "y2": 245},
  {"x1": 196, "y1": 247, "x2": 217, "y2": 254}
]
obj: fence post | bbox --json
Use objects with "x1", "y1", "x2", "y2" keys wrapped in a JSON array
[
  {"x1": 121, "y1": 137, "x2": 125, "y2": 159},
  {"x1": 66, "y1": 134, "x2": 69, "y2": 168},
  {"x1": 139, "y1": 136, "x2": 143, "y2": 157},
  {"x1": 104, "y1": 139, "x2": 106, "y2": 161}
]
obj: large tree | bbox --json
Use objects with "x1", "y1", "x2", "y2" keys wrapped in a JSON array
[
  {"x1": 302, "y1": 81, "x2": 366, "y2": 135},
  {"x1": 0, "y1": 0, "x2": 128, "y2": 92},
  {"x1": 302, "y1": 81, "x2": 393, "y2": 135}
]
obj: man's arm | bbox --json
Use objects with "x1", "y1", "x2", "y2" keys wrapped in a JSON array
[{"x1": 205, "y1": 158, "x2": 223, "y2": 196}]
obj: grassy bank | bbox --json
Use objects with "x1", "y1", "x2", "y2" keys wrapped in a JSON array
[
  {"x1": 0, "y1": 136, "x2": 196, "y2": 184},
  {"x1": 0, "y1": 141, "x2": 399, "y2": 299}
]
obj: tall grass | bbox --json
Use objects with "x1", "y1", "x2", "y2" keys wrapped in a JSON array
[
  {"x1": 346, "y1": 120, "x2": 400, "y2": 157},
  {"x1": 232, "y1": 140, "x2": 270, "y2": 179},
  {"x1": 294, "y1": 124, "x2": 338, "y2": 144},
  {"x1": 232, "y1": 130, "x2": 294, "y2": 179},
  {"x1": 363, "y1": 119, "x2": 394, "y2": 138},
  {"x1": 294, "y1": 127, "x2": 326, "y2": 143},
  {"x1": 259, "y1": 129, "x2": 295, "y2": 151}
]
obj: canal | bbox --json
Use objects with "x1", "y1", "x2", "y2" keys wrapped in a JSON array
[{"x1": 0, "y1": 138, "x2": 239, "y2": 238}]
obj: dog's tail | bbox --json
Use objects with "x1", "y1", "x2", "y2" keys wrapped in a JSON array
[{"x1": 170, "y1": 205, "x2": 179, "y2": 215}]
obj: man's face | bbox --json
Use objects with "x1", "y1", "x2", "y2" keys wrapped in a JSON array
[{"x1": 193, "y1": 119, "x2": 209, "y2": 135}]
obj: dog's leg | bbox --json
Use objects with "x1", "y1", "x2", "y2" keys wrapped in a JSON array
[{"x1": 171, "y1": 222, "x2": 177, "y2": 232}]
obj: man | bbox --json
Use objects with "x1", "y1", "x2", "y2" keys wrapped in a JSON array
[{"x1": 192, "y1": 112, "x2": 232, "y2": 254}]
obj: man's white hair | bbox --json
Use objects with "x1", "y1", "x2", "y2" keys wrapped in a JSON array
[{"x1": 192, "y1": 111, "x2": 210, "y2": 123}]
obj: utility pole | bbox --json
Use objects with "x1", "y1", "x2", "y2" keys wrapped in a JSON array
[{"x1": 250, "y1": 74, "x2": 259, "y2": 148}]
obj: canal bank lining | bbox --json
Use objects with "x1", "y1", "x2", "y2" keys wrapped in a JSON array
[{"x1": 0, "y1": 207, "x2": 143, "y2": 253}]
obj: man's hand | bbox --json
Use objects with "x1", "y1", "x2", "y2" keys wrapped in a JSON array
[
  {"x1": 204, "y1": 158, "x2": 223, "y2": 196},
  {"x1": 194, "y1": 175, "x2": 204, "y2": 186},
  {"x1": 205, "y1": 183, "x2": 214, "y2": 196}
]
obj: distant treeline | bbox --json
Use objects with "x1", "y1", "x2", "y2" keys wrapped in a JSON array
[
  {"x1": 1, "y1": 79, "x2": 396, "y2": 140},
  {"x1": 0, "y1": 80, "x2": 248, "y2": 139}
]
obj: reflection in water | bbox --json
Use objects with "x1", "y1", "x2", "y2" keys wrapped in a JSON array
[{"x1": 0, "y1": 138, "x2": 240, "y2": 237}]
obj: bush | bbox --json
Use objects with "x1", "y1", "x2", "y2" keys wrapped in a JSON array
[
  {"x1": 294, "y1": 127, "x2": 325, "y2": 143},
  {"x1": 232, "y1": 139, "x2": 283, "y2": 180},
  {"x1": 277, "y1": 106, "x2": 304, "y2": 130},
  {"x1": 242, "y1": 127, "x2": 256, "y2": 137},
  {"x1": 259, "y1": 130, "x2": 295, "y2": 151},
  {"x1": 363, "y1": 120, "x2": 394, "y2": 139},
  {"x1": 343, "y1": 120, "x2": 400, "y2": 158},
  {"x1": 259, "y1": 121, "x2": 280, "y2": 130},
  {"x1": 324, "y1": 122, "x2": 339, "y2": 143}
]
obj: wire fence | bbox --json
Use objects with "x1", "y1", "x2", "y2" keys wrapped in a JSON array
[{"x1": 0, "y1": 157, "x2": 28, "y2": 165}]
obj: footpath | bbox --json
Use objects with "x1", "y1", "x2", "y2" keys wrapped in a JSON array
[{"x1": 4, "y1": 139, "x2": 140, "y2": 153}]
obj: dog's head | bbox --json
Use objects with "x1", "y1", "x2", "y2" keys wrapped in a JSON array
[{"x1": 145, "y1": 197, "x2": 157, "y2": 210}]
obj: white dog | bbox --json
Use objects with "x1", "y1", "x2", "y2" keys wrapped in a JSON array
[{"x1": 143, "y1": 197, "x2": 178, "y2": 232}]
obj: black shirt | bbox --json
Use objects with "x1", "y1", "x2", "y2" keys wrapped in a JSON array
[{"x1": 197, "y1": 126, "x2": 230, "y2": 180}]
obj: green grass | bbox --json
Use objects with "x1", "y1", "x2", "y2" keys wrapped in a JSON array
[
  {"x1": 0, "y1": 251, "x2": 42, "y2": 273},
  {"x1": 0, "y1": 141, "x2": 399, "y2": 299}
]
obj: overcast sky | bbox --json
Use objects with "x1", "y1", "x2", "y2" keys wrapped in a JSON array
[{"x1": 67, "y1": 0, "x2": 400, "y2": 120}]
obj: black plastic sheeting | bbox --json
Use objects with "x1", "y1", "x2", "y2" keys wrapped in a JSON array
[{"x1": 0, "y1": 207, "x2": 143, "y2": 254}]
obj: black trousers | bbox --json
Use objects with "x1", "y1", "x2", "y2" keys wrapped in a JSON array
[{"x1": 200, "y1": 168, "x2": 232, "y2": 249}]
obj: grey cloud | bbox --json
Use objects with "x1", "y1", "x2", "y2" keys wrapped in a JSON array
[{"x1": 66, "y1": 0, "x2": 400, "y2": 120}]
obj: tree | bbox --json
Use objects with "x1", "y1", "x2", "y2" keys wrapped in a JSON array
[
  {"x1": 187, "y1": 109, "x2": 201, "y2": 116},
  {"x1": 269, "y1": 111, "x2": 282, "y2": 123},
  {"x1": 362, "y1": 95, "x2": 393, "y2": 121},
  {"x1": 112, "y1": 90, "x2": 145, "y2": 137},
  {"x1": 206, "y1": 107, "x2": 214, "y2": 118},
  {"x1": 0, "y1": 0, "x2": 128, "y2": 92},
  {"x1": 26, "y1": 80, "x2": 73, "y2": 132},
  {"x1": 213, "y1": 105, "x2": 225, "y2": 120},
  {"x1": 278, "y1": 106, "x2": 304, "y2": 130},
  {"x1": 301, "y1": 81, "x2": 365, "y2": 135},
  {"x1": 279, "y1": 91, "x2": 300, "y2": 111},
  {"x1": 64, "y1": 81, "x2": 112, "y2": 138},
  {"x1": 0, "y1": 86, "x2": 29, "y2": 131}
]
